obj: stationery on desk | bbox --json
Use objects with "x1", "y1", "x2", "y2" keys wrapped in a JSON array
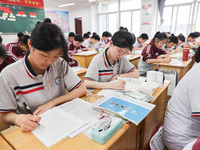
[
  {"x1": 31, "y1": 98, "x2": 100, "y2": 147},
  {"x1": 92, "y1": 92, "x2": 155, "y2": 126}
]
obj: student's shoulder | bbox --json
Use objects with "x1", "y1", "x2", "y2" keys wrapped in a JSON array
[
  {"x1": 91, "y1": 52, "x2": 104, "y2": 63},
  {"x1": 1, "y1": 59, "x2": 23, "y2": 77}
]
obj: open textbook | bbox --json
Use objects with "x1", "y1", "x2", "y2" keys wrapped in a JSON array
[
  {"x1": 32, "y1": 98, "x2": 100, "y2": 147},
  {"x1": 93, "y1": 92, "x2": 155, "y2": 126}
]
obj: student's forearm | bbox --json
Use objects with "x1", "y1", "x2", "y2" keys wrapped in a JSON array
[
  {"x1": 146, "y1": 58, "x2": 167, "y2": 64},
  {"x1": 47, "y1": 84, "x2": 87, "y2": 107},
  {"x1": 1, "y1": 112, "x2": 18, "y2": 125},
  {"x1": 119, "y1": 70, "x2": 140, "y2": 78},
  {"x1": 84, "y1": 80, "x2": 113, "y2": 89}
]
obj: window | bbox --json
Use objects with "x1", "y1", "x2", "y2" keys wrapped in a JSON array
[
  {"x1": 108, "y1": 13, "x2": 117, "y2": 34},
  {"x1": 120, "y1": 11, "x2": 131, "y2": 31},
  {"x1": 120, "y1": 0, "x2": 141, "y2": 10},
  {"x1": 98, "y1": 0, "x2": 118, "y2": 13},
  {"x1": 132, "y1": 11, "x2": 141, "y2": 37}
]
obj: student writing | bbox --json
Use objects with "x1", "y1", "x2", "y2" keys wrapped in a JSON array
[
  {"x1": 0, "y1": 23, "x2": 87, "y2": 132},
  {"x1": 138, "y1": 32, "x2": 171, "y2": 76},
  {"x1": 84, "y1": 30, "x2": 140, "y2": 90}
]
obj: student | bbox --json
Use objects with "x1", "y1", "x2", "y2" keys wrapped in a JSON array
[
  {"x1": 133, "y1": 33, "x2": 149, "y2": 50},
  {"x1": 82, "y1": 34, "x2": 100, "y2": 50},
  {"x1": 83, "y1": 33, "x2": 89, "y2": 41},
  {"x1": 66, "y1": 32, "x2": 75, "y2": 43},
  {"x1": 138, "y1": 32, "x2": 171, "y2": 76},
  {"x1": 68, "y1": 34, "x2": 87, "y2": 54},
  {"x1": 17, "y1": 32, "x2": 24, "y2": 41},
  {"x1": 84, "y1": 30, "x2": 140, "y2": 90},
  {"x1": 0, "y1": 23, "x2": 87, "y2": 132},
  {"x1": 99, "y1": 31, "x2": 110, "y2": 48},
  {"x1": 0, "y1": 35, "x2": 5, "y2": 47},
  {"x1": 182, "y1": 32, "x2": 199, "y2": 48},
  {"x1": 87, "y1": 31, "x2": 91, "y2": 37},
  {"x1": 5, "y1": 35, "x2": 30, "y2": 60},
  {"x1": 162, "y1": 46, "x2": 200, "y2": 150},
  {"x1": 175, "y1": 33, "x2": 185, "y2": 52},
  {"x1": 162, "y1": 34, "x2": 178, "y2": 54}
]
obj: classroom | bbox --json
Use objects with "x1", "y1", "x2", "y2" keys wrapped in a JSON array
[{"x1": 0, "y1": 0, "x2": 200, "y2": 150}]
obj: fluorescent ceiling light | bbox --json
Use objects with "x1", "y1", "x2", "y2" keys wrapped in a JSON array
[
  {"x1": 58, "y1": 3, "x2": 75, "y2": 7},
  {"x1": 89, "y1": 0, "x2": 96, "y2": 2}
]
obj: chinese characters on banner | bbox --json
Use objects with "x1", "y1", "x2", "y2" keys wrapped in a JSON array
[
  {"x1": 45, "y1": 10, "x2": 70, "y2": 33},
  {"x1": 0, "y1": 0, "x2": 44, "y2": 8}
]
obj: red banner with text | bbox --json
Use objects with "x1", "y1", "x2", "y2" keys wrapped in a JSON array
[{"x1": 0, "y1": 0, "x2": 44, "y2": 8}]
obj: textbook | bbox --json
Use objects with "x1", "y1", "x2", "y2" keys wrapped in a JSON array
[
  {"x1": 92, "y1": 92, "x2": 155, "y2": 125},
  {"x1": 32, "y1": 98, "x2": 100, "y2": 147}
]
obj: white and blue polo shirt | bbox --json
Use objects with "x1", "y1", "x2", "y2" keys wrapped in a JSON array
[
  {"x1": 84, "y1": 48, "x2": 136, "y2": 82},
  {"x1": 0, "y1": 54, "x2": 82, "y2": 114}
]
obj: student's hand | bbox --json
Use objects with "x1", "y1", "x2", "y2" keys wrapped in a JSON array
[
  {"x1": 34, "y1": 102, "x2": 55, "y2": 116},
  {"x1": 77, "y1": 49, "x2": 82, "y2": 53},
  {"x1": 15, "y1": 114, "x2": 41, "y2": 132},
  {"x1": 110, "y1": 80, "x2": 126, "y2": 90},
  {"x1": 163, "y1": 57, "x2": 171, "y2": 63}
]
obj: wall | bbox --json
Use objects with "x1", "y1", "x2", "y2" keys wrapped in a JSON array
[{"x1": 0, "y1": 0, "x2": 92, "y2": 45}]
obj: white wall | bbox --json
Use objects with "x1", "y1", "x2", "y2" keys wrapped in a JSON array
[{"x1": 0, "y1": 0, "x2": 92, "y2": 45}]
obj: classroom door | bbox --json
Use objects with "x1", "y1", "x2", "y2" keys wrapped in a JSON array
[{"x1": 75, "y1": 18, "x2": 82, "y2": 35}]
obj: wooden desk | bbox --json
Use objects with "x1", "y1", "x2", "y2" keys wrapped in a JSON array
[
  {"x1": 0, "y1": 135, "x2": 13, "y2": 150},
  {"x1": 154, "y1": 59, "x2": 193, "y2": 82},
  {"x1": 72, "y1": 67, "x2": 88, "y2": 81},
  {"x1": 72, "y1": 51, "x2": 100, "y2": 68},
  {"x1": 1, "y1": 82, "x2": 170, "y2": 150},
  {"x1": 128, "y1": 54, "x2": 141, "y2": 68}
]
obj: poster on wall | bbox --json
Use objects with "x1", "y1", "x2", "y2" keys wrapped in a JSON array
[{"x1": 45, "y1": 10, "x2": 70, "y2": 33}]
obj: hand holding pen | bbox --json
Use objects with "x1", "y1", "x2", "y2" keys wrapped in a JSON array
[{"x1": 23, "y1": 102, "x2": 41, "y2": 126}]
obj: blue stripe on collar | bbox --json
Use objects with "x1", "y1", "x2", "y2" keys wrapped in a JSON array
[{"x1": 104, "y1": 48, "x2": 112, "y2": 67}]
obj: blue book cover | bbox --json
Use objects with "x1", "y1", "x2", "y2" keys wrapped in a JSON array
[{"x1": 98, "y1": 96, "x2": 151, "y2": 125}]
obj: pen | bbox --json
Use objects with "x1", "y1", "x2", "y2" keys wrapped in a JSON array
[{"x1": 23, "y1": 102, "x2": 40, "y2": 125}]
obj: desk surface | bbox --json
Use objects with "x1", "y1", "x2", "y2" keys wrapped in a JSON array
[
  {"x1": 0, "y1": 135, "x2": 13, "y2": 150},
  {"x1": 71, "y1": 51, "x2": 100, "y2": 56},
  {"x1": 1, "y1": 82, "x2": 170, "y2": 150}
]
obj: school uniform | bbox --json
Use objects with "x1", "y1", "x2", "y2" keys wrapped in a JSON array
[
  {"x1": 82, "y1": 39, "x2": 94, "y2": 48},
  {"x1": 68, "y1": 41, "x2": 87, "y2": 54},
  {"x1": 138, "y1": 41, "x2": 167, "y2": 76},
  {"x1": 133, "y1": 39, "x2": 143, "y2": 48},
  {"x1": 163, "y1": 62, "x2": 200, "y2": 149},
  {"x1": 5, "y1": 42, "x2": 26, "y2": 59},
  {"x1": 0, "y1": 51, "x2": 18, "y2": 72},
  {"x1": 84, "y1": 48, "x2": 136, "y2": 82},
  {"x1": 68, "y1": 54, "x2": 78, "y2": 67},
  {"x1": 0, "y1": 53, "x2": 82, "y2": 114}
]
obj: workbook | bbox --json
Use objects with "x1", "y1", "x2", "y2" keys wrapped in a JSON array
[
  {"x1": 32, "y1": 98, "x2": 100, "y2": 147},
  {"x1": 92, "y1": 92, "x2": 155, "y2": 125}
]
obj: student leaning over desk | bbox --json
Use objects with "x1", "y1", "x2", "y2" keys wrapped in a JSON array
[
  {"x1": 162, "y1": 46, "x2": 200, "y2": 150},
  {"x1": 0, "y1": 23, "x2": 87, "y2": 132},
  {"x1": 138, "y1": 31, "x2": 171, "y2": 77},
  {"x1": 84, "y1": 30, "x2": 140, "y2": 90}
]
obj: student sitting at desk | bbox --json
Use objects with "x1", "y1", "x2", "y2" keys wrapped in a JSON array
[
  {"x1": 182, "y1": 32, "x2": 199, "y2": 49},
  {"x1": 161, "y1": 34, "x2": 178, "y2": 54},
  {"x1": 84, "y1": 30, "x2": 140, "y2": 90},
  {"x1": 5, "y1": 35, "x2": 30, "y2": 60},
  {"x1": 0, "y1": 23, "x2": 87, "y2": 132},
  {"x1": 162, "y1": 46, "x2": 200, "y2": 150},
  {"x1": 68, "y1": 34, "x2": 87, "y2": 54},
  {"x1": 138, "y1": 32, "x2": 171, "y2": 77},
  {"x1": 82, "y1": 34, "x2": 100, "y2": 50},
  {"x1": 133, "y1": 33, "x2": 149, "y2": 50},
  {"x1": 83, "y1": 33, "x2": 89, "y2": 41},
  {"x1": 173, "y1": 33, "x2": 185, "y2": 53},
  {"x1": 66, "y1": 32, "x2": 75, "y2": 43}
]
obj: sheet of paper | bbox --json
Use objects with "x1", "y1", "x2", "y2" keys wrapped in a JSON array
[
  {"x1": 170, "y1": 58, "x2": 182, "y2": 64},
  {"x1": 75, "y1": 50, "x2": 97, "y2": 55},
  {"x1": 32, "y1": 98, "x2": 100, "y2": 147}
]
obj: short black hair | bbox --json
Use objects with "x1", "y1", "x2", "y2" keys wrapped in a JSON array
[
  {"x1": 188, "y1": 32, "x2": 199, "y2": 38},
  {"x1": 87, "y1": 31, "x2": 91, "y2": 35},
  {"x1": 0, "y1": 44, "x2": 6, "y2": 60},
  {"x1": 18, "y1": 35, "x2": 30, "y2": 45},
  {"x1": 102, "y1": 31, "x2": 110, "y2": 37},
  {"x1": 195, "y1": 46, "x2": 200, "y2": 63},
  {"x1": 111, "y1": 31, "x2": 135, "y2": 51},
  {"x1": 68, "y1": 32, "x2": 75, "y2": 37},
  {"x1": 91, "y1": 34, "x2": 100, "y2": 41},
  {"x1": 178, "y1": 34, "x2": 185, "y2": 42},
  {"x1": 168, "y1": 34, "x2": 178, "y2": 44},
  {"x1": 0, "y1": 36, "x2": 2, "y2": 44},
  {"x1": 17, "y1": 32, "x2": 24, "y2": 38},
  {"x1": 139, "y1": 33, "x2": 149, "y2": 40},
  {"x1": 43, "y1": 18, "x2": 52, "y2": 23},
  {"x1": 74, "y1": 34, "x2": 83, "y2": 42},
  {"x1": 83, "y1": 33, "x2": 89, "y2": 39},
  {"x1": 119, "y1": 26, "x2": 128, "y2": 32},
  {"x1": 194, "y1": 32, "x2": 200, "y2": 37}
]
